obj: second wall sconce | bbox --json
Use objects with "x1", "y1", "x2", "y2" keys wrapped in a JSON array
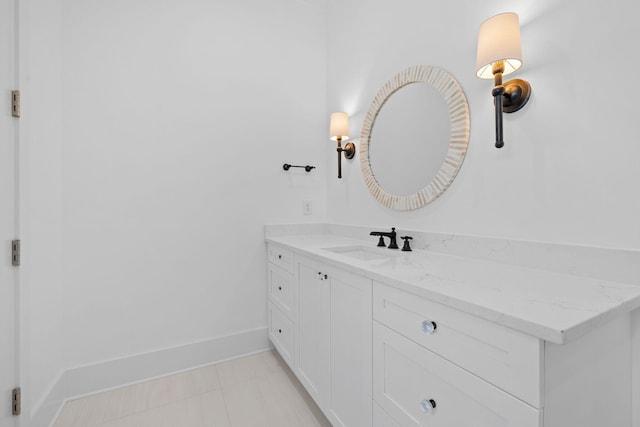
[
  {"x1": 329, "y1": 112, "x2": 356, "y2": 179},
  {"x1": 476, "y1": 12, "x2": 532, "y2": 149}
]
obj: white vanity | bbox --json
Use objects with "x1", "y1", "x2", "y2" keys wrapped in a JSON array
[{"x1": 265, "y1": 224, "x2": 640, "y2": 427}]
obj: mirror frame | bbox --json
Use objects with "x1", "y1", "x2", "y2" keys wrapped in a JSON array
[{"x1": 360, "y1": 65, "x2": 470, "y2": 211}]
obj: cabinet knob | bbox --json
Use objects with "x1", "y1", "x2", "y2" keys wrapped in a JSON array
[
  {"x1": 278, "y1": 329, "x2": 282, "y2": 334},
  {"x1": 278, "y1": 286, "x2": 282, "y2": 291},
  {"x1": 420, "y1": 399, "x2": 437, "y2": 414},
  {"x1": 278, "y1": 254, "x2": 282, "y2": 260},
  {"x1": 421, "y1": 321, "x2": 437, "y2": 334}
]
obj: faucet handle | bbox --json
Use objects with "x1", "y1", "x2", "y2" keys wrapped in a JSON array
[
  {"x1": 401, "y1": 236, "x2": 413, "y2": 252},
  {"x1": 376, "y1": 235, "x2": 386, "y2": 247}
]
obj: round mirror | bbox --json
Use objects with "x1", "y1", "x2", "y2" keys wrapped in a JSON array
[{"x1": 360, "y1": 66, "x2": 470, "y2": 211}]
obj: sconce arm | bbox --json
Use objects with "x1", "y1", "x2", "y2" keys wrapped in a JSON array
[
  {"x1": 335, "y1": 137, "x2": 356, "y2": 179},
  {"x1": 492, "y1": 85, "x2": 505, "y2": 149}
]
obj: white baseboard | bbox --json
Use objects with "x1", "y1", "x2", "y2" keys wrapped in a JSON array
[
  {"x1": 31, "y1": 327, "x2": 270, "y2": 427},
  {"x1": 632, "y1": 309, "x2": 640, "y2": 427}
]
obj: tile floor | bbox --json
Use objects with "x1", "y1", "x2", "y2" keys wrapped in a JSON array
[{"x1": 53, "y1": 350, "x2": 331, "y2": 427}]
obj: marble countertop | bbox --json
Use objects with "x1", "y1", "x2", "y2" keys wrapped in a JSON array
[{"x1": 266, "y1": 233, "x2": 640, "y2": 344}]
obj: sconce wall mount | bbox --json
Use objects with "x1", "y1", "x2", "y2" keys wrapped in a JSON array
[
  {"x1": 499, "y1": 78, "x2": 531, "y2": 114},
  {"x1": 476, "y1": 12, "x2": 532, "y2": 149}
]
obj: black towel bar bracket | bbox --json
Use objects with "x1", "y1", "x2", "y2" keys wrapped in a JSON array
[{"x1": 283, "y1": 163, "x2": 315, "y2": 172}]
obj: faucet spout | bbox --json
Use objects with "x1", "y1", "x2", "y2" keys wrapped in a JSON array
[{"x1": 369, "y1": 227, "x2": 398, "y2": 249}]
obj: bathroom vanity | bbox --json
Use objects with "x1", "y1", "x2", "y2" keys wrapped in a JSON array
[{"x1": 265, "y1": 225, "x2": 640, "y2": 427}]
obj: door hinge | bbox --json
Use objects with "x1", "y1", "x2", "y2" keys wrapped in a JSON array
[
  {"x1": 11, "y1": 240, "x2": 20, "y2": 266},
  {"x1": 11, "y1": 90, "x2": 20, "y2": 118},
  {"x1": 12, "y1": 387, "x2": 21, "y2": 416}
]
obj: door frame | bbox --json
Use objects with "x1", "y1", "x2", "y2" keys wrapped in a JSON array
[{"x1": 15, "y1": 0, "x2": 30, "y2": 425}]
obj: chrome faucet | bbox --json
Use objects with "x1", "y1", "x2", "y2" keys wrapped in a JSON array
[{"x1": 369, "y1": 227, "x2": 399, "y2": 249}]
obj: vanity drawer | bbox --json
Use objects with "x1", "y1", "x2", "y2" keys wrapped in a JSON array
[
  {"x1": 268, "y1": 265, "x2": 294, "y2": 320},
  {"x1": 373, "y1": 282, "x2": 542, "y2": 407},
  {"x1": 373, "y1": 323, "x2": 542, "y2": 427},
  {"x1": 268, "y1": 303, "x2": 294, "y2": 368},
  {"x1": 373, "y1": 402, "x2": 401, "y2": 427},
  {"x1": 267, "y1": 244, "x2": 294, "y2": 274}
]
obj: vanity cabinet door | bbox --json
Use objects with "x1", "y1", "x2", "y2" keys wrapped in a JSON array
[
  {"x1": 296, "y1": 256, "x2": 373, "y2": 427},
  {"x1": 326, "y1": 265, "x2": 372, "y2": 427},
  {"x1": 296, "y1": 256, "x2": 330, "y2": 409}
]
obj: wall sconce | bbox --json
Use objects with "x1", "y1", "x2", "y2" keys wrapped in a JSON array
[
  {"x1": 329, "y1": 112, "x2": 356, "y2": 179},
  {"x1": 476, "y1": 12, "x2": 531, "y2": 148}
]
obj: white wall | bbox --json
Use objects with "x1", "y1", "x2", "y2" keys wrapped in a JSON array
[
  {"x1": 326, "y1": 0, "x2": 640, "y2": 250},
  {"x1": 28, "y1": 0, "x2": 328, "y2": 412},
  {"x1": 58, "y1": 0, "x2": 328, "y2": 370}
]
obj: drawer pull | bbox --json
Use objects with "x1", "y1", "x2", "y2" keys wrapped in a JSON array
[
  {"x1": 420, "y1": 399, "x2": 437, "y2": 414},
  {"x1": 421, "y1": 321, "x2": 437, "y2": 334}
]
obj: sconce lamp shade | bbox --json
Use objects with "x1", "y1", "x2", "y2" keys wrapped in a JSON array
[
  {"x1": 330, "y1": 112, "x2": 350, "y2": 141},
  {"x1": 476, "y1": 12, "x2": 523, "y2": 79}
]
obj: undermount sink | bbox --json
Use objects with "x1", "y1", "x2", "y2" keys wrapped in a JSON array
[{"x1": 323, "y1": 245, "x2": 395, "y2": 261}]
